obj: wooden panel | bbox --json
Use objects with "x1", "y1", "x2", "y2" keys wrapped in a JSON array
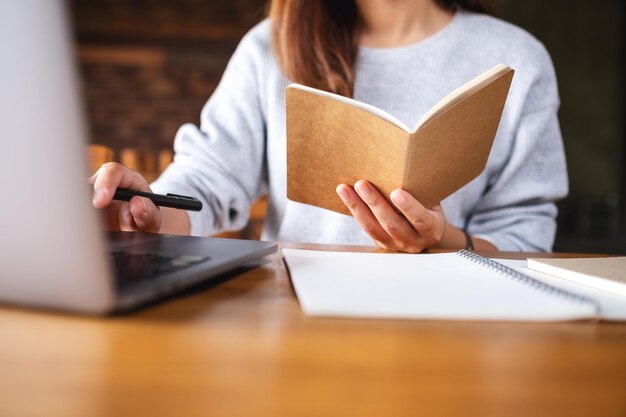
[
  {"x1": 87, "y1": 144, "x2": 114, "y2": 175},
  {"x1": 73, "y1": 0, "x2": 266, "y2": 151}
]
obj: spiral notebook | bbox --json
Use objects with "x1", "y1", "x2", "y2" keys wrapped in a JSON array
[{"x1": 282, "y1": 249, "x2": 600, "y2": 322}]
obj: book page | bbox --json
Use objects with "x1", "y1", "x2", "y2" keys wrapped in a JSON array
[
  {"x1": 283, "y1": 249, "x2": 598, "y2": 321},
  {"x1": 412, "y1": 64, "x2": 511, "y2": 132},
  {"x1": 288, "y1": 64, "x2": 511, "y2": 134},
  {"x1": 528, "y1": 257, "x2": 626, "y2": 297}
]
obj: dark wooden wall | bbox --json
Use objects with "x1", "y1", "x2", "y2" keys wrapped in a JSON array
[{"x1": 72, "y1": 0, "x2": 266, "y2": 153}]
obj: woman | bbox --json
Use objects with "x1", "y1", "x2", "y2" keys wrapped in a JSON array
[{"x1": 91, "y1": 0, "x2": 568, "y2": 253}]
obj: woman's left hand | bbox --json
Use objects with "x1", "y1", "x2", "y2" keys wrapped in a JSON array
[{"x1": 336, "y1": 180, "x2": 446, "y2": 253}]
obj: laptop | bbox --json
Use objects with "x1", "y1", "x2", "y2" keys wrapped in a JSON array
[{"x1": 0, "y1": 0, "x2": 277, "y2": 314}]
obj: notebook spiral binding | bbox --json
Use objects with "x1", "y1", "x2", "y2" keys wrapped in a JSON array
[{"x1": 458, "y1": 250, "x2": 600, "y2": 312}]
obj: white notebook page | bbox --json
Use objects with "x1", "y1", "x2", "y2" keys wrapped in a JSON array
[{"x1": 283, "y1": 249, "x2": 598, "y2": 322}]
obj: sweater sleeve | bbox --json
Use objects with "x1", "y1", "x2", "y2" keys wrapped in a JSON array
[
  {"x1": 151, "y1": 29, "x2": 267, "y2": 236},
  {"x1": 467, "y1": 50, "x2": 569, "y2": 252}
]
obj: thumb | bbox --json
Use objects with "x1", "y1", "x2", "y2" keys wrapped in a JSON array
[
  {"x1": 430, "y1": 204, "x2": 444, "y2": 215},
  {"x1": 129, "y1": 196, "x2": 161, "y2": 233}
]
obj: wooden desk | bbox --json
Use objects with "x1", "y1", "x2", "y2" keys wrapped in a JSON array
[{"x1": 0, "y1": 244, "x2": 625, "y2": 417}]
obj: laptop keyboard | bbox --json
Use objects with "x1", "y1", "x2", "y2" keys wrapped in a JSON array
[{"x1": 109, "y1": 251, "x2": 210, "y2": 290}]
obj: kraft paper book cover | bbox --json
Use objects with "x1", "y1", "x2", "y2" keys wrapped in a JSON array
[{"x1": 286, "y1": 63, "x2": 514, "y2": 215}]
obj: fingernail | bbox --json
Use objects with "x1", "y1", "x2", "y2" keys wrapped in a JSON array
[
  {"x1": 92, "y1": 188, "x2": 106, "y2": 205},
  {"x1": 336, "y1": 185, "x2": 349, "y2": 200},
  {"x1": 355, "y1": 181, "x2": 369, "y2": 197},
  {"x1": 142, "y1": 197, "x2": 148, "y2": 214},
  {"x1": 391, "y1": 190, "x2": 406, "y2": 206}
]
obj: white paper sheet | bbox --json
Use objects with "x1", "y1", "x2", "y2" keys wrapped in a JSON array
[{"x1": 283, "y1": 249, "x2": 598, "y2": 321}]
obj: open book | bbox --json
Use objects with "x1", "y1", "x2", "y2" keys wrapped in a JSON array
[{"x1": 286, "y1": 64, "x2": 514, "y2": 215}]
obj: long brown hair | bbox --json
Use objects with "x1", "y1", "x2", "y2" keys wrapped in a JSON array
[{"x1": 269, "y1": 0, "x2": 495, "y2": 97}]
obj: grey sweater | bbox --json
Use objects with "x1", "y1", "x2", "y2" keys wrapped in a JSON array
[{"x1": 152, "y1": 10, "x2": 568, "y2": 252}]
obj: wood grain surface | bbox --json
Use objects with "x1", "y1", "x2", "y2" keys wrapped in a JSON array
[{"x1": 0, "y1": 243, "x2": 624, "y2": 417}]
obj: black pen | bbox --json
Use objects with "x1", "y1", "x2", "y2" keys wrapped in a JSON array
[{"x1": 113, "y1": 188, "x2": 203, "y2": 212}]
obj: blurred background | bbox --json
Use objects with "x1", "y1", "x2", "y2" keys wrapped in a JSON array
[{"x1": 72, "y1": 0, "x2": 625, "y2": 254}]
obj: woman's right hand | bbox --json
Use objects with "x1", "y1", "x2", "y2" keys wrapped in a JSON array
[{"x1": 89, "y1": 162, "x2": 161, "y2": 233}]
